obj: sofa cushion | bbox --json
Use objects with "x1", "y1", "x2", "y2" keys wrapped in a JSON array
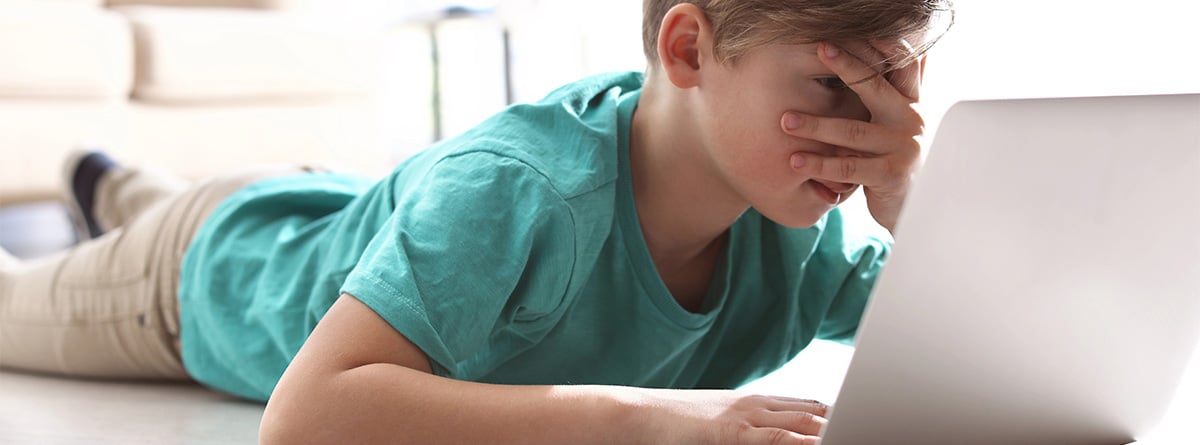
[
  {"x1": 8, "y1": 0, "x2": 106, "y2": 8},
  {"x1": 107, "y1": 0, "x2": 307, "y2": 9},
  {"x1": 0, "y1": 7, "x2": 132, "y2": 100},
  {"x1": 117, "y1": 6, "x2": 381, "y2": 103},
  {"x1": 39, "y1": 0, "x2": 105, "y2": 7}
]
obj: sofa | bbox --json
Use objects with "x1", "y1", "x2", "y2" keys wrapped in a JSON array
[{"x1": 0, "y1": 0, "x2": 431, "y2": 206}]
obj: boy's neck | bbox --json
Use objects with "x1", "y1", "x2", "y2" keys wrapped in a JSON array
[{"x1": 629, "y1": 71, "x2": 749, "y2": 277}]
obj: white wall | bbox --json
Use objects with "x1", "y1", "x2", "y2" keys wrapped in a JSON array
[
  {"x1": 922, "y1": 0, "x2": 1200, "y2": 134},
  {"x1": 387, "y1": 0, "x2": 1200, "y2": 152}
]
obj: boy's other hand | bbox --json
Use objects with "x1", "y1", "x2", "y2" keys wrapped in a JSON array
[
  {"x1": 631, "y1": 388, "x2": 827, "y2": 445},
  {"x1": 783, "y1": 41, "x2": 927, "y2": 233}
]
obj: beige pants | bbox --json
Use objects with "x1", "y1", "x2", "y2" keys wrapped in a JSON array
[{"x1": 0, "y1": 164, "x2": 311, "y2": 380}]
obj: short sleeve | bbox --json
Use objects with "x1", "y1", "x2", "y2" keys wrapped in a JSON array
[
  {"x1": 814, "y1": 233, "x2": 890, "y2": 345},
  {"x1": 340, "y1": 151, "x2": 577, "y2": 377}
]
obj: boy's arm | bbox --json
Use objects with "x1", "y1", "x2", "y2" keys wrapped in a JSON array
[
  {"x1": 260, "y1": 294, "x2": 828, "y2": 445},
  {"x1": 260, "y1": 293, "x2": 631, "y2": 444}
]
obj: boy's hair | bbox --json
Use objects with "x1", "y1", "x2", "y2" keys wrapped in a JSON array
[{"x1": 642, "y1": 0, "x2": 955, "y2": 70}]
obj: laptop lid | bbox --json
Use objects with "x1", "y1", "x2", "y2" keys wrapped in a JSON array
[{"x1": 819, "y1": 94, "x2": 1200, "y2": 445}]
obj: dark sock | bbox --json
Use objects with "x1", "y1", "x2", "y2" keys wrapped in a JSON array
[{"x1": 72, "y1": 152, "x2": 117, "y2": 239}]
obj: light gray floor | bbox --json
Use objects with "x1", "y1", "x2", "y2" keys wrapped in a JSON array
[
  {"x1": 0, "y1": 344, "x2": 850, "y2": 445},
  {"x1": 0, "y1": 201, "x2": 76, "y2": 260},
  {"x1": 2, "y1": 342, "x2": 1196, "y2": 444},
  {"x1": 0, "y1": 371, "x2": 263, "y2": 445}
]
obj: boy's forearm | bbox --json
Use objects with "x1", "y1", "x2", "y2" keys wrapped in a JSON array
[{"x1": 260, "y1": 363, "x2": 644, "y2": 445}]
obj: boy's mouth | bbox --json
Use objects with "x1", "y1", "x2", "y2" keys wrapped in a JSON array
[
  {"x1": 815, "y1": 180, "x2": 856, "y2": 194},
  {"x1": 808, "y1": 180, "x2": 842, "y2": 204},
  {"x1": 807, "y1": 180, "x2": 857, "y2": 205}
]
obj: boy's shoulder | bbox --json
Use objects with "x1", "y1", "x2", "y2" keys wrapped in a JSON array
[
  {"x1": 535, "y1": 71, "x2": 646, "y2": 111},
  {"x1": 421, "y1": 71, "x2": 645, "y2": 201}
]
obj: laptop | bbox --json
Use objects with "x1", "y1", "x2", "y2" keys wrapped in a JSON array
[{"x1": 819, "y1": 94, "x2": 1200, "y2": 445}]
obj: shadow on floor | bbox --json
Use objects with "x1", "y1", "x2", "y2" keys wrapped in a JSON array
[{"x1": 0, "y1": 200, "x2": 76, "y2": 259}]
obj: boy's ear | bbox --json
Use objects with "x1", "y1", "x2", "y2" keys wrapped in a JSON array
[{"x1": 656, "y1": 3, "x2": 712, "y2": 89}]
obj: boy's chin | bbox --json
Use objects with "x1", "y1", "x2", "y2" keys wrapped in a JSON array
[{"x1": 759, "y1": 206, "x2": 835, "y2": 229}]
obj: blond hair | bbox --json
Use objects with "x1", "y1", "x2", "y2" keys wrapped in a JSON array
[{"x1": 642, "y1": 0, "x2": 955, "y2": 70}]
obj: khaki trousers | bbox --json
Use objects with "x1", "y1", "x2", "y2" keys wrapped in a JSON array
[{"x1": 0, "y1": 164, "x2": 311, "y2": 380}]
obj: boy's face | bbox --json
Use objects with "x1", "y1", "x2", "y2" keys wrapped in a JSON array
[{"x1": 695, "y1": 42, "x2": 883, "y2": 228}]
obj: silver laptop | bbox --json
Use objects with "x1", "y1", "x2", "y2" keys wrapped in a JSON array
[{"x1": 820, "y1": 94, "x2": 1200, "y2": 445}]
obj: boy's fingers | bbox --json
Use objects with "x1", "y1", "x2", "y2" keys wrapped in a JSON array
[
  {"x1": 818, "y1": 43, "x2": 903, "y2": 113},
  {"x1": 790, "y1": 150, "x2": 910, "y2": 189},
  {"x1": 763, "y1": 397, "x2": 830, "y2": 417},
  {"x1": 752, "y1": 410, "x2": 828, "y2": 437},
  {"x1": 740, "y1": 427, "x2": 821, "y2": 445},
  {"x1": 847, "y1": 40, "x2": 894, "y2": 76},
  {"x1": 782, "y1": 112, "x2": 904, "y2": 156},
  {"x1": 870, "y1": 39, "x2": 923, "y2": 100},
  {"x1": 884, "y1": 61, "x2": 921, "y2": 102}
]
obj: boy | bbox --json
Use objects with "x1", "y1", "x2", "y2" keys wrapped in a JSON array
[{"x1": 0, "y1": 0, "x2": 952, "y2": 443}]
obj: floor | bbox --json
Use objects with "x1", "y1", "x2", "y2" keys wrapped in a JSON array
[
  {"x1": 0, "y1": 345, "x2": 852, "y2": 444},
  {"x1": 0, "y1": 201, "x2": 76, "y2": 260},
  {"x1": 0, "y1": 370, "x2": 264, "y2": 444},
  {"x1": 3, "y1": 345, "x2": 1197, "y2": 444}
]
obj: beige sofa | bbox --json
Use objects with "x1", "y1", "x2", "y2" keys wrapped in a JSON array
[{"x1": 0, "y1": 0, "x2": 422, "y2": 205}]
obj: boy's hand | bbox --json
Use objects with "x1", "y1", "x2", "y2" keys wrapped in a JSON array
[
  {"x1": 784, "y1": 41, "x2": 927, "y2": 233},
  {"x1": 633, "y1": 388, "x2": 828, "y2": 445}
]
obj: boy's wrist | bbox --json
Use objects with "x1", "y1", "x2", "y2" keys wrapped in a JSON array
[{"x1": 569, "y1": 385, "x2": 658, "y2": 444}]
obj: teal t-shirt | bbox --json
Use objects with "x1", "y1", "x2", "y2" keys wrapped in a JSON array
[{"x1": 178, "y1": 71, "x2": 890, "y2": 402}]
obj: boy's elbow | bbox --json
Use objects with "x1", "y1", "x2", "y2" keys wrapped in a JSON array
[
  {"x1": 259, "y1": 400, "x2": 304, "y2": 445},
  {"x1": 258, "y1": 414, "x2": 286, "y2": 445},
  {"x1": 260, "y1": 383, "x2": 333, "y2": 445}
]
